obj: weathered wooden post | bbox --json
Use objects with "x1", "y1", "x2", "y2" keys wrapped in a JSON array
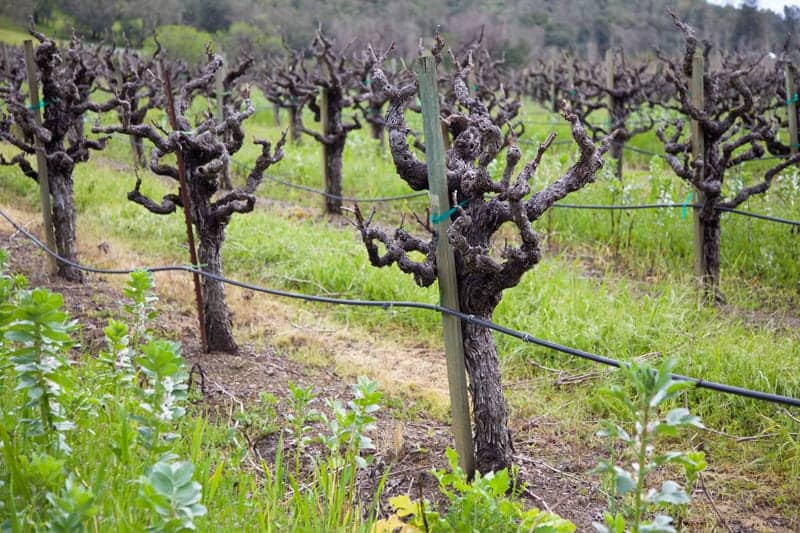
[
  {"x1": 567, "y1": 55, "x2": 575, "y2": 99},
  {"x1": 550, "y1": 61, "x2": 559, "y2": 113},
  {"x1": 160, "y1": 62, "x2": 209, "y2": 353},
  {"x1": 606, "y1": 48, "x2": 624, "y2": 179},
  {"x1": 786, "y1": 63, "x2": 798, "y2": 157},
  {"x1": 319, "y1": 87, "x2": 338, "y2": 213},
  {"x1": 440, "y1": 118, "x2": 451, "y2": 151},
  {"x1": 23, "y1": 39, "x2": 58, "y2": 276},
  {"x1": 273, "y1": 102, "x2": 281, "y2": 127},
  {"x1": 606, "y1": 48, "x2": 615, "y2": 129},
  {"x1": 416, "y1": 55, "x2": 475, "y2": 478},
  {"x1": 690, "y1": 47, "x2": 708, "y2": 291}
]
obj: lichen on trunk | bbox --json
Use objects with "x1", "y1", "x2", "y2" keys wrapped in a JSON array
[
  {"x1": 658, "y1": 12, "x2": 800, "y2": 304},
  {"x1": 355, "y1": 40, "x2": 618, "y2": 473},
  {"x1": 94, "y1": 53, "x2": 285, "y2": 353},
  {"x1": 0, "y1": 29, "x2": 117, "y2": 283}
]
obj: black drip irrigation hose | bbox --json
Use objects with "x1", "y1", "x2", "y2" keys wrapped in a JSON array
[
  {"x1": 229, "y1": 159, "x2": 428, "y2": 203},
  {"x1": 99, "y1": 122, "x2": 798, "y2": 223},
  {"x1": 551, "y1": 203, "x2": 800, "y2": 227},
  {"x1": 1, "y1": 208, "x2": 798, "y2": 408}
]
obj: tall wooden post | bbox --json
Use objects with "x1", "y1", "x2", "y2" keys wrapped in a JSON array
[
  {"x1": 289, "y1": 97, "x2": 300, "y2": 144},
  {"x1": 273, "y1": 101, "x2": 281, "y2": 127},
  {"x1": 440, "y1": 118, "x2": 451, "y2": 151},
  {"x1": 160, "y1": 62, "x2": 209, "y2": 353},
  {"x1": 1, "y1": 46, "x2": 9, "y2": 80},
  {"x1": 319, "y1": 87, "x2": 333, "y2": 213},
  {"x1": 550, "y1": 62, "x2": 559, "y2": 113},
  {"x1": 23, "y1": 40, "x2": 58, "y2": 276},
  {"x1": 416, "y1": 55, "x2": 475, "y2": 478},
  {"x1": 605, "y1": 48, "x2": 615, "y2": 128},
  {"x1": 786, "y1": 64, "x2": 798, "y2": 157},
  {"x1": 567, "y1": 56, "x2": 575, "y2": 99},
  {"x1": 690, "y1": 48, "x2": 707, "y2": 285}
]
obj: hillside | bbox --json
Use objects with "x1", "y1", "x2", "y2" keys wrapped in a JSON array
[{"x1": 2, "y1": 1, "x2": 797, "y2": 63}]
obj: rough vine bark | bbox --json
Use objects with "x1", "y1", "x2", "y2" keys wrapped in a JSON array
[
  {"x1": 355, "y1": 44, "x2": 619, "y2": 473},
  {"x1": 299, "y1": 30, "x2": 363, "y2": 215},
  {"x1": 94, "y1": 54, "x2": 286, "y2": 353},
  {"x1": 442, "y1": 36, "x2": 525, "y2": 147},
  {"x1": 0, "y1": 30, "x2": 118, "y2": 282},
  {"x1": 259, "y1": 44, "x2": 316, "y2": 145},
  {"x1": 204, "y1": 53, "x2": 254, "y2": 189},
  {"x1": 570, "y1": 49, "x2": 663, "y2": 179},
  {"x1": 97, "y1": 42, "x2": 166, "y2": 168},
  {"x1": 657, "y1": 13, "x2": 800, "y2": 302}
]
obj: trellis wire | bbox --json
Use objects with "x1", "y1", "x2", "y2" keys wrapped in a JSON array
[{"x1": 1, "y1": 207, "x2": 799, "y2": 409}]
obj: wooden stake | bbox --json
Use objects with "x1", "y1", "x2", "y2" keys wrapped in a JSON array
[
  {"x1": 605, "y1": 48, "x2": 615, "y2": 129},
  {"x1": 215, "y1": 58, "x2": 225, "y2": 126},
  {"x1": 567, "y1": 55, "x2": 575, "y2": 98},
  {"x1": 440, "y1": 118, "x2": 451, "y2": 151},
  {"x1": 23, "y1": 40, "x2": 58, "y2": 276},
  {"x1": 160, "y1": 62, "x2": 209, "y2": 353},
  {"x1": 786, "y1": 63, "x2": 798, "y2": 157},
  {"x1": 690, "y1": 48, "x2": 707, "y2": 284},
  {"x1": 319, "y1": 87, "x2": 336, "y2": 213},
  {"x1": 416, "y1": 55, "x2": 475, "y2": 479}
]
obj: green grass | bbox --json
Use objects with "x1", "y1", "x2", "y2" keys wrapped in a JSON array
[
  {"x1": 0, "y1": 268, "x2": 390, "y2": 531},
  {"x1": 2, "y1": 83, "x2": 800, "y2": 520}
]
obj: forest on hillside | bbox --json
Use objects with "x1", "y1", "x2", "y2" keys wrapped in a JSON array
[{"x1": 3, "y1": 0, "x2": 800, "y2": 64}]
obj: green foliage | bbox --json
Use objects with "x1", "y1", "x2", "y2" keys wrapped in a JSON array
[
  {"x1": 233, "y1": 390, "x2": 279, "y2": 442},
  {"x1": 46, "y1": 475, "x2": 98, "y2": 532},
  {"x1": 0, "y1": 257, "x2": 393, "y2": 530},
  {"x1": 543, "y1": 22, "x2": 573, "y2": 48},
  {"x1": 124, "y1": 269, "x2": 159, "y2": 346},
  {"x1": 144, "y1": 25, "x2": 217, "y2": 67},
  {"x1": 286, "y1": 382, "x2": 319, "y2": 474},
  {"x1": 3, "y1": 286, "x2": 76, "y2": 454},
  {"x1": 378, "y1": 448, "x2": 575, "y2": 532},
  {"x1": 0, "y1": 265, "x2": 204, "y2": 531},
  {"x1": 320, "y1": 376, "x2": 382, "y2": 469},
  {"x1": 592, "y1": 359, "x2": 707, "y2": 533},
  {"x1": 135, "y1": 339, "x2": 189, "y2": 452},
  {"x1": 218, "y1": 21, "x2": 282, "y2": 60},
  {"x1": 138, "y1": 457, "x2": 206, "y2": 532}
]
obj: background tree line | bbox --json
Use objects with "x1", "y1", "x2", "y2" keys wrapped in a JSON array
[{"x1": 3, "y1": 0, "x2": 799, "y2": 65}]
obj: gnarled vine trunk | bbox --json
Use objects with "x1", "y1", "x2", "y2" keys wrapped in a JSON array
[
  {"x1": 324, "y1": 139, "x2": 345, "y2": 214},
  {"x1": 356, "y1": 41, "x2": 616, "y2": 474},
  {"x1": 48, "y1": 165, "x2": 84, "y2": 282},
  {"x1": 697, "y1": 198, "x2": 722, "y2": 303},
  {"x1": 188, "y1": 164, "x2": 238, "y2": 353},
  {"x1": 289, "y1": 105, "x2": 302, "y2": 143},
  {"x1": 458, "y1": 294, "x2": 512, "y2": 472},
  {"x1": 197, "y1": 224, "x2": 237, "y2": 353}
]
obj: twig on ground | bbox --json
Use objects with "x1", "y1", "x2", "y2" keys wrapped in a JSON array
[{"x1": 699, "y1": 473, "x2": 734, "y2": 533}]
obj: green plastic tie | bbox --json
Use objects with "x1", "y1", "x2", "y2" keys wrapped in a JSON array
[
  {"x1": 471, "y1": 84, "x2": 479, "y2": 91},
  {"x1": 27, "y1": 98, "x2": 59, "y2": 110},
  {"x1": 787, "y1": 94, "x2": 799, "y2": 105},
  {"x1": 431, "y1": 199, "x2": 469, "y2": 224},
  {"x1": 681, "y1": 191, "x2": 693, "y2": 219}
]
